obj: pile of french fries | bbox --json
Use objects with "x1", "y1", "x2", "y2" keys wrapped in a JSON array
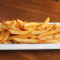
[{"x1": 0, "y1": 17, "x2": 60, "y2": 44}]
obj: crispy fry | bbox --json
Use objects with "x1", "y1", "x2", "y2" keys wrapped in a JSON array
[
  {"x1": 45, "y1": 40, "x2": 58, "y2": 43},
  {"x1": 32, "y1": 30, "x2": 45, "y2": 34},
  {"x1": 2, "y1": 31, "x2": 10, "y2": 43},
  {"x1": 45, "y1": 24, "x2": 55, "y2": 31},
  {"x1": 9, "y1": 29, "x2": 30, "y2": 34},
  {"x1": 0, "y1": 28, "x2": 5, "y2": 32},
  {"x1": 42, "y1": 17, "x2": 50, "y2": 28},
  {"x1": 0, "y1": 32, "x2": 5, "y2": 41},
  {"x1": 2, "y1": 21, "x2": 12, "y2": 25},
  {"x1": 38, "y1": 29, "x2": 60, "y2": 39},
  {"x1": 11, "y1": 20, "x2": 17, "y2": 26},
  {"x1": 17, "y1": 19, "x2": 24, "y2": 29},
  {"x1": 12, "y1": 37, "x2": 38, "y2": 43},
  {"x1": 3, "y1": 41, "x2": 10, "y2": 44},
  {"x1": 40, "y1": 35, "x2": 53, "y2": 40}
]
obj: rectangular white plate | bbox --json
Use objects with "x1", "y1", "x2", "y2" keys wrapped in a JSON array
[{"x1": 0, "y1": 22, "x2": 60, "y2": 50}]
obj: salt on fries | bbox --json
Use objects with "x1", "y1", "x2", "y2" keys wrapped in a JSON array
[{"x1": 0, "y1": 17, "x2": 60, "y2": 44}]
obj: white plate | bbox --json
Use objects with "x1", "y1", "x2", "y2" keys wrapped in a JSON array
[{"x1": 0, "y1": 23, "x2": 60, "y2": 50}]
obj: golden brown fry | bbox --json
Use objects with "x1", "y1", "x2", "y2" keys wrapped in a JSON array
[
  {"x1": 1, "y1": 24, "x2": 8, "y2": 29},
  {"x1": 45, "y1": 40, "x2": 58, "y2": 43},
  {"x1": 17, "y1": 19, "x2": 24, "y2": 29},
  {"x1": 40, "y1": 35, "x2": 53, "y2": 40},
  {"x1": 38, "y1": 29, "x2": 60, "y2": 39},
  {"x1": 40, "y1": 17, "x2": 50, "y2": 29},
  {"x1": 32, "y1": 30, "x2": 45, "y2": 34},
  {"x1": 2, "y1": 31, "x2": 10, "y2": 43},
  {"x1": 10, "y1": 32, "x2": 33, "y2": 39},
  {"x1": 11, "y1": 20, "x2": 17, "y2": 26},
  {"x1": 3, "y1": 41, "x2": 10, "y2": 44},
  {"x1": 0, "y1": 28, "x2": 5, "y2": 32},
  {"x1": 42, "y1": 17, "x2": 50, "y2": 28},
  {"x1": 25, "y1": 22, "x2": 40, "y2": 27},
  {"x1": 12, "y1": 37, "x2": 39, "y2": 43},
  {"x1": 9, "y1": 29, "x2": 30, "y2": 34},
  {"x1": 54, "y1": 35, "x2": 60, "y2": 39},
  {"x1": 0, "y1": 23, "x2": 2, "y2": 28},
  {"x1": 45, "y1": 24, "x2": 55, "y2": 31},
  {"x1": 2, "y1": 21, "x2": 12, "y2": 25},
  {"x1": 0, "y1": 32, "x2": 5, "y2": 41}
]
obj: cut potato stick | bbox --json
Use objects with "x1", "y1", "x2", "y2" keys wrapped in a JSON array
[
  {"x1": 54, "y1": 35, "x2": 60, "y2": 39},
  {"x1": 10, "y1": 32, "x2": 33, "y2": 39},
  {"x1": 0, "y1": 32, "x2": 5, "y2": 41},
  {"x1": 2, "y1": 21, "x2": 12, "y2": 25},
  {"x1": 0, "y1": 23, "x2": 2, "y2": 28},
  {"x1": 9, "y1": 29, "x2": 30, "y2": 34},
  {"x1": 45, "y1": 40, "x2": 58, "y2": 43},
  {"x1": 45, "y1": 24, "x2": 55, "y2": 31},
  {"x1": 1, "y1": 24, "x2": 8, "y2": 29},
  {"x1": 11, "y1": 20, "x2": 17, "y2": 26},
  {"x1": 40, "y1": 35, "x2": 53, "y2": 40},
  {"x1": 41, "y1": 17, "x2": 50, "y2": 28},
  {"x1": 3, "y1": 41, "x2": 10, "y2": 44},
  {"x1": 32, "y1": 30, "x2": 45, "y2": 34},
  {"x1": 17, "y1": 19, "x2": 24, "y2": 29},
  {"x1": 0, "y1": 28, "x2": 5, "y2": 32},
  {"x1": 12, "y1": 37, "x2": 39, "y2": 43},
  {"x1": 38, "y1": 29, "x2": 60, "y2": 38},
  {"x1": 24, "y1": 22, "x2": 41, "y2": 28},
  {"x1": 2, "y1": 31, "x2": 10, "y2": 43}
]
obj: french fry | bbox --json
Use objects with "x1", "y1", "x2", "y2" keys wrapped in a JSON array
[
  {"x1": 32, "y1": 30, "x2": 45, "y2": 34},
  {"x1": 25, "y1": 28, "x2": 35, "y2": 31},
  {"x1": 41, "y1": 17, "x2": 50, "y2": 28},
  {"x1": 45, "y1": 40, "x2": 58, "y2": 43},
  {"x1": 2, "y1": 21, "x2": 12, "y2": 25},
  {"x1": 17, "y1": 19, "x2": 24, "y2": 29},
  {"x1": 0, "y1": 32, "x2": 5, "y2": 41},
  {"x1": 1, "y1": 24, "x2": 8, "y2": 29},
  {"x1": 54, "y1": 35, "x2": 60, "y2": 39},
  {"x1": 10, "y1": 32, "x2": 33, "y2": 39},
  {"x1": 3, "y1": 41, "x2": 10, "y2": 44},
  {"x1": 40, "y1": 35, "x2": 53, "y2": 40},
  {"x1": 39, "y1": 17, "x2": 50, "y2": 30},
  {"x1": 45, "y1": 24, "x2": 55, "y2": 31},
  {"x1": 38, "y1": 29, "x2": 60, "y2": 39},
  {"x1": 0, "y1": 23, "x2": 2, "y2": 28},
  {"x1": 11, "y1": 20, "x2": 17, "y2": 26},
  {"x1": 2, "y1": 31, "x2": 10, "y2": 43},
  {"x1": 9, "y1": 29, "x2": 30, "y2": 34},
  {"x1": 12, "y1": 37, "x2": 39, "y2": 43},
  {"x1": 25, "y1": 22, "x2": 40, "y2": 27},
  {"x1": 0, "y1": 28, "x2": 5, "y2": 32}
]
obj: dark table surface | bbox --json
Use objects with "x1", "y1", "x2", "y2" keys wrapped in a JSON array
[{"x1": 0, "y1": 0, "x2": 60, "y2": 60}]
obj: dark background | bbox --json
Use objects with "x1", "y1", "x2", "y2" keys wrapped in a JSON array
[{"x1": 0, "y1": 0, "x2": 60, "y2": 60}]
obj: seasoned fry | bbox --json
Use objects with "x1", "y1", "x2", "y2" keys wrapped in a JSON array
[
  {"x1": 2, "y1": 31, "x2": 10, "y2": 43},
  {"x1": 2, "y1": 21, "x2": 12, "y2": 25},
  {"x1": 45, "y1": 40, "x2": 58, "y2": 43},
  {"x1": 0, "y1": 28, "x2": 5, "y2": 32},
  {"x1": 38, "y1": 17, "x2": 50, "y2": 30},
  {"x1": 38, "y1": 29, "x2": 60, "y2": 39},
  {"x1": 0, "y1": 32, "x2": 5, "y2": 41},
  {"x1": 45, "y1": 24, "x2": 55, "y2": 31},
  {"x1": 9, "y1": 29, "x2": 30, "y2": 34},
  {"x1": 41, "y1": 17, "x2": 50, "y2": 29},
  {"x1": 12, "y1": 37, "x2": 38, "y2": 43}
]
